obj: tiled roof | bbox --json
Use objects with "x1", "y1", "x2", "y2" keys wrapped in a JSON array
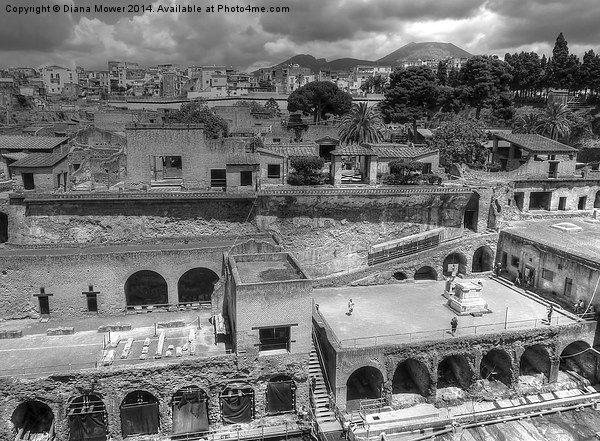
[
  {"x1": 10, "y1": 152, "x2": 68, "y2": 168},
  {"x1": 0, "y1": 136, "x2": 69, "y2": 151},
  {"x1": 314, "y1": 136, "x2": 340, "y2": 145},
  {"x1": 262, "y1": 144, "x2": 317, "y2": 157},
  {"x1": 330, "y1": 145, "x2": 377, "y2": 156},
  {"x1": 365, "y1": 143, "x2": 437, "y2": 159},
  {"x1": 225, "y1": 153, "x2": 260, "y2": 165},
  {"x1": 494, "y1": 133, "x2": 577, "y2": 153}
]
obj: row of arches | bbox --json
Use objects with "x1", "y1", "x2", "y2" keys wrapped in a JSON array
[
  {"x1": 392, "y1": 246, "x2": 495, "y2": 282},
  {"x1": 124, "y1": 268, "x2": 219, "y2": 306},
  {"x1": 346, "y1": 341, "x2": 596, "y2": 402},
  {"x1": 12, "y1": 377, "x2": 297, "y2": 440}
]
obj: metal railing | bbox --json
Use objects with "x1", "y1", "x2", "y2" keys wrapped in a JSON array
[{"x1": 339, "y1": 315, "x2": 578, "y2": 348}]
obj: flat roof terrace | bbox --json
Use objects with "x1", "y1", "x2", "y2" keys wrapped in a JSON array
[
  {"x1": 313, "y1": 279, "x2": 577, "y2": 348},
  {"x1": 230, "y1": 252, "x2": 308, "y2": 284},
  {"x1": 0, "y1": 309, "x2": 227, "y2": 378}
]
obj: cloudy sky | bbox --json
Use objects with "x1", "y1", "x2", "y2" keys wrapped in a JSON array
[{"x1": 1, "y1": 0, "x2": 599, "y2": 72}]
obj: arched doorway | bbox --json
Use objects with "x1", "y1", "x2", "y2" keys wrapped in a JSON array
[
  {"x1": 443, "y1": 252, "x2": 467, "y2": 277},
  {"x1": 0, "y1": 212, "x2": 7, "y2": 243},
  {"x1": 393, "y1": 271, "x2": 408, "y2": 281},
  {"x1": 266, "y1": 375, "x2": 296, "y2": 414},
  {"x1": 594, "y1": 191, "x2": 600, "y2": 209},
  {"x1": 392, "y1": 359, "x2": 430, "y2": 396},
  {"x1": 12, "y1": 401, "x2": 55, "y2": 439},
  {"x1": 346, "y1": 366, "x2": 384, "y2": 402},
  {"x1": 220, "y1": 382, "x2": 254, "y2": 424},
  {"x1": 68, "y1": 395, "x2": 108, "y2": 441},
  {"x1": 437, "y1": 355, "x2": 473, "y2": 390},
  {"x1": 481, "y1": 349, "x2": 513, "y2": 386},
  {"x1": 520, "y1": 345, "x2": 551, "y2": 381},
  {"x1": 560, "y1": 341, "x2": 597, "y2": 384},
  {"x1": 472, "y1": 246, "x2": 494, "y2": 273},
  {"x1": 120, "y1": 390, "x2": 160, "y2": 437},
  {"x1": 172, "y1": 386, "x2": 209, "y2": 436},
  {"x1": 177, "y1": 268, "x2": 219, "y2": 303},
  {"x1": 414, "y1": 266, "x2": 437, "y2": 281},
  {"x1": 124, "y1": 271, "x2": 168, "y2": 306}
]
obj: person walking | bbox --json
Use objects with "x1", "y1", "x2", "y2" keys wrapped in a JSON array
[
  {"x1": 515, "y1": 270, "x2": 522, "y2": 286},
  {"x1": 451, "y1": 317, "x2": 458, "y2": 336},
  {"x1": 347, "y1": 299, "x2": 355, "y2": 316}
]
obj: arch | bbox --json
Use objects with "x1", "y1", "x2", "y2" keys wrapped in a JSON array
[
  {"x1": 346, "y1": 366, "x2": 384, "y2": 402},
  {"x1": 520, "y1": 345, "x2": 551, "y2": 381},
  {"x1": 594, "y1": 191, "x2": 600, "y2": 209},
  {"x1": 0, "y1": 212, "x2": 7, "y2": 243},
  {"x1": 221, "y1": 382, "x2": 255, "y2": 424},
  {"x1": 68, "y1": 395, "x2": 107, "y2": 441},
  {"x1": 120, "y1": 390, "x2": 160, "y2": 437},
  {"x1": 443, "y1": 252, "x2": 468, "y2": 276},
  {"x1": 392, "y1": 359, "x2": 430, "y2": 396},
  {"x1": 177, "y1": 268, "x2": 219, "y2": 303},
  {"x1": 124, "y1": 271, "x2": 168, "y2": 306},
  {"x1": 560, "y1": 340, "x2": 597, "y2": 383},
  {"x1": 472, "y1": 246, "x2": 494, "y2": 273},
  {"x1": 481, "y1": 349, "x2": 513, "y2": 386},
  {"x1": 437, "y1": 355, "x2": 473, "y2": 390},
  {"x1": 11, "y1": 401, "x2": 55, "y2": 438},
  {"x1": 393, "y1": 271, "x2": 408, "y2": 281},
  {"x1": 172, "y1": 386, "x2": 209, "y2": 436},
  {"x1": 266, "y1": 375, "x2": 296, "y2": 414},
  {"x1": 414, "y1": 266, "x2": 437, "y2": 281}
]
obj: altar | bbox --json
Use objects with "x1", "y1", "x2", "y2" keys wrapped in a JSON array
[{"x1": 446, "y1": 280, "x2": 490, "y2": 315}]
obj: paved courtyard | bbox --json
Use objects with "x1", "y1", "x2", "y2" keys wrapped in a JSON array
[{"x1": 313, "y1": 278, "x2": 576, "y2": 347}]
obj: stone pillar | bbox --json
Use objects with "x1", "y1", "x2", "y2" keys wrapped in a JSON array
[
  {"x1": 332, "y1": 156, "x2": 343, "y2": 187},
  {"x1": 548, "y1": 357, "x2": 560, "y2": 383},
  {"x1": 368, "y1": 157, "x2": 378, "y2": 186},
  {"x1": 522, "y1": 191, "x2": 531, "y2": 212}
]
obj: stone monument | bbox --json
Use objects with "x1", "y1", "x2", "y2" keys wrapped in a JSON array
[{"x1": 447, "y1": 280, "x2": 490, "y2": 315}]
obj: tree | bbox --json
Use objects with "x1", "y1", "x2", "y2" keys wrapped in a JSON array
[
  {"x1": 380, "y1": 66, "x2": 440, "y2": 134},
  {"x1": 265, "y1": 98, "x2": 280, "y2": 117},
  {"x1": 549, "y1": 32, "x2": 580, "y2": 90},
  {"x1": 258, "y1": 79, "x2": 275, "y2": 91},
  {"x1": 287, "y1": 81, "x2": 352, "y2": 123},
  {"x1": 436, "y1": 61, "x2": 448, "y2": 86},
  {"x1": 287, "y1": 156, "x2": 327, "y2": 185},
  {"x1": 513, "y1": 112, "x2": 544, "y2": 134},
  {"x1": 167, "y1": 101, "x2": 228, "y2": 138},
  {"x1": 427, "y1": 118, "x2": 488, "y2": 167},
  {"x1": 459, "y1": 56, "x2": 513, "y2": 119},
  {"x1": 360, "y1": 75, "x2": 387, "y2": 94},
  {"x1": 542, "y1": 102, "x2": 572, "y2": 140},
  {"x1": 338, "y1": 102, "x2": 384, "y2": 145}
]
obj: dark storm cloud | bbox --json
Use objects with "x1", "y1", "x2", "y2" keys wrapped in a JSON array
[
  {"x1": 0, "y1": 0, "x2": 74, "y2": 51},
  {"x1": 260, "y1": 0, "x2": 484, "y2": 43},
  {"x1": 483, "y1": 0, "x2": 600, "y2": 50}
]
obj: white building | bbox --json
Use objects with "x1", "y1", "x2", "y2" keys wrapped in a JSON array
[{"x1": 40, "y1": 66, "x2": 79, "y2": 95}]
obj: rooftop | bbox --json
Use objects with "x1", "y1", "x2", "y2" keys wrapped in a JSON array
[
  {"x1": 366, "y1": 143, "x2": 438, "y2": 159},
  {"x1": 229, "y1": 252, "x2": 308, "y2": 284},
  {"x1": 503, "y1": 218, "x2": 600, "y2": 266},
  {"x1": 0, "y1": 135, "x2": 69, "y2": 151},
  {"x1": 493, "y1": 133, "x2": 577, "y2": 154},
  {"x1": 313, "y1": 279, "x2": 575, "y2": 347},
  {"x1": 10, "y1": 152, "x2": 68, "y2": 168}
]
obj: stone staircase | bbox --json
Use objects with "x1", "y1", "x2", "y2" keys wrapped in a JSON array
[{"x1": 309, "y1": 346, "x2": 339, "y2": 431}]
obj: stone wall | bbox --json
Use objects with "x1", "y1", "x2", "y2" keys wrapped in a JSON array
[
  {"x1": 0, "y1": 352, "x2": 309, "y2": 441},
  {"x1": 326, "y1": 321, "x2": 597, "y2": 409}
]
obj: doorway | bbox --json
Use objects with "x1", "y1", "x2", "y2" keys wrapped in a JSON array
[
  {"x1": 564, "y1": 278, "x2": 573, "y2": 297},
  {"x1": 38, "y1": 296, "x2": 50, "y2": 315}
]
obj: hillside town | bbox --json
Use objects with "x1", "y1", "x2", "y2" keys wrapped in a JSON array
[{"x1": 2, "y1": 30, "x2": 600, "y2": 441}]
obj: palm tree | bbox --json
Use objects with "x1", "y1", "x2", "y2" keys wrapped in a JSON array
[
  {"x1": 512, "y1": 112, "x2": 544, "y2": 134},
  {"x1": 542, "y1": 102, "x2": 572, "y2": 140},
  {"x1": 338, "y1": 102, "x2": 384, "y2": 145}
]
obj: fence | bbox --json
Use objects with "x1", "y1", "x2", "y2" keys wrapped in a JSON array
[
  {"x1": 367, "y1": 227, "x2": 464, "y2": 266},
  {"x1": 339, "y1": 315, "x2": 579, "y2": 348}
]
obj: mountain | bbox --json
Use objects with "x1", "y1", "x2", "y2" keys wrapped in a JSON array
[
  {"x1": 376, "y1": 42, "x2": 473, "y2": 66},
  {"x1": 254, "y1": 54, "x2": 374, "y2": 75},
  {"x1": 254, "y1": 42, "x2": 472, "y2": 75}
]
